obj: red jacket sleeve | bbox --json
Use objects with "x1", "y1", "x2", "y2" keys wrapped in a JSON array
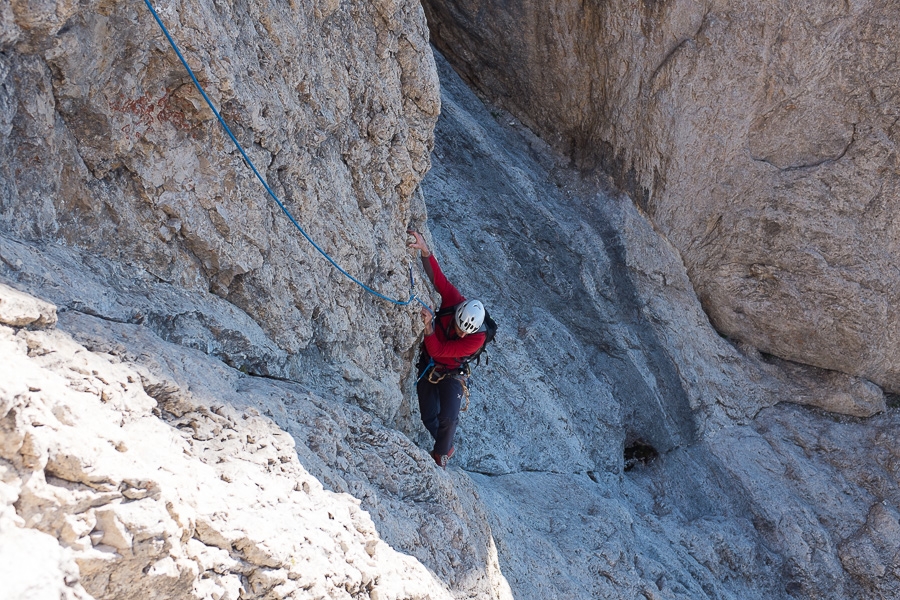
[{"x1": 428, "y1": 255, "x2": 465, "y2": 308}]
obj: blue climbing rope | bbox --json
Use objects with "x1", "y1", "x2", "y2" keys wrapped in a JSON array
[
  {"x1": 142, "y1": 0, "x2": 432, "y2": 313},
  {"x1": 415, "y1": 358, "x2": 435, "y2": 384}
]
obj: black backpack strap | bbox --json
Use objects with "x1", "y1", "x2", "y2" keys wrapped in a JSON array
[{"x1": 436, "y1": 304, "x2": 458, "y2": 318}]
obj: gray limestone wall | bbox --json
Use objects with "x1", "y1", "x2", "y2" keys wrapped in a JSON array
[
  {"x1": 1, "y1": 0, "x2": 899, "y2": 598},
  {"x1": 422, "y1": 0, "x2": 900, "y2": 394}
]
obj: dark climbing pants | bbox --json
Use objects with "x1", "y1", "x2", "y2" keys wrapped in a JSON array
[{"x1": 416, "y1": 358, "x2": 464, "y2": 456}]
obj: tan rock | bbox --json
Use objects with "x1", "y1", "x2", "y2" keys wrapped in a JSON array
[
  {"x1": 92, "y1": 508, "x2": 133, "y2": 552},
  {"x1": 0, "y1": 287, "x2": 470, "y2": 600}
]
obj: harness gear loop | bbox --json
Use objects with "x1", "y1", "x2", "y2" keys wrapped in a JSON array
[
  {"x1": 426, "y1": 367, "x2": 447, "y2": 385},
  {"x1": 459, "y1": 377, "x2": 470, "y2": 412},
  {"x1": 423, "y1": 365, "x2": 470, "y2": 411}
]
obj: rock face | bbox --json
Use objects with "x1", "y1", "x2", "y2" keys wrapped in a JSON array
[
  {"x1": 421, "y1": 0, "x2": 900, "y2": 392},
  {"x1": 3, "y1": 0, "x2": 900, "y2": 598},
  {"x1": 421, "y1": 51, "x2": 900, "y2": 600},
  {"x1": 0, "y1": 281, "x2": 508, "y2": 599},
  {"x1": 1, "y1": 0, "x2": 440, "y2": 418}
]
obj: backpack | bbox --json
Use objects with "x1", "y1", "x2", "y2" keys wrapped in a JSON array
[{"x1": 436, "y1": 303, "x2": 498, "y2": 369}]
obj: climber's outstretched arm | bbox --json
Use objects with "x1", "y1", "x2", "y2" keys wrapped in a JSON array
[{"x1": 407, "y1": 230, "x2": 435, "y2": 286}]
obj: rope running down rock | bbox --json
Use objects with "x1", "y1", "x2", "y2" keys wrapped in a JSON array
[{"x1": 141, "y1": 0, "x2": 432, "y2": 314}]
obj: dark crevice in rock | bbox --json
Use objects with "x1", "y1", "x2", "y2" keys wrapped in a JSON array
[
  {"x1": 242, "y1": 369, "x2": 297, "y2": 384},
  {"x1": 648, "y1": 33, "x2": 696, "y2": 88},
  {"x1": 652, "y1": 9, "x2": 708, "y2": 79},
  {"x1": 63, "y1": 304, "x2": 132, "y2": 325},
  {"x1": 753, "y1": 123, "x2": 857, "y2": 172},
  {"x1": 623, "y1": 439, "x2": 659, "y2": 471}
]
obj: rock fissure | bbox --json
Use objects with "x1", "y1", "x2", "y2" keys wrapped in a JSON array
[
  {"x1": 752, "y1": 122, "x2": 858, "y2": 172},
  {"x1": 648, "y1": 28, "x2": 699, "y2": 89}
]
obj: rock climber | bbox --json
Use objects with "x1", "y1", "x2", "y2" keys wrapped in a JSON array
[{"x1": 408, "y1": 230, "x2": 486, "y2": 468}]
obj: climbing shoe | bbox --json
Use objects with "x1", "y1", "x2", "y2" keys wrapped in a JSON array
[{"x1": 431, "y1": 446, "x2": 455, "y2": 468}]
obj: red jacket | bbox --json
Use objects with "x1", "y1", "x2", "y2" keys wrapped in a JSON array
[{"x1": 423, "y1": 254, "x2": 485, "y2": 370}]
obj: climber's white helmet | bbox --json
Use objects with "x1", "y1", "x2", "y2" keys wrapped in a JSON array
[{"x1": 455, "y1": 300, "x2": 485, "y2": 334}]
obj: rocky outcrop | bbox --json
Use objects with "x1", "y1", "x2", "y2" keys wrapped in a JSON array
[
  {"x1": 0, "y1": 281, "x2": 512, "y2": 599},
  {"x1": 422, "y1": 0, "x2": 900, "y2": 393},
  {"x1": 420, "y1": 52, "x2": 899, "y2": 599},
  {"x1": 1, "y1": 0, "x2": 440, "y2": 419}
]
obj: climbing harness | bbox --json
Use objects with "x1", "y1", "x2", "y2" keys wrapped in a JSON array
[
  {"x1": 426, "y1": 367, "x2": 448, "y2": 385},
  {"x1": 418, "y1": 363, "x2": 471, "y2": 411},
  {"x1": 141, "y1": 0, "x2": 433, "y2": 315},
  {"x1": 416, "y1": 359, "x2": 471, "y2": 412}
]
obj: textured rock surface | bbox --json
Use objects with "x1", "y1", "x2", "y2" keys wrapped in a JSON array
[
  {"x1": 419, "y1": 52, "x2": 900, "y2": 599},
  {"x1": 422, "y1": 0, "x2": 900, "y2": 393},
  {"x1": 3, "y1": 0, "x2": 900, "y2": 597},
  {"x1": 0, "y1": 282, "x2": 511, "y2": 600},
  {"x1": 1, "y1": 0, "x2": 440, "y2": 419}
]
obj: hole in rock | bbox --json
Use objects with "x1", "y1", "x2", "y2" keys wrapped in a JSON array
[
  {"x1": 623, "y1": 439, "x2": 658, "y2": 472},
  {"x1": 886, "y1": 393, "x2": 900, "y2": 409}
]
